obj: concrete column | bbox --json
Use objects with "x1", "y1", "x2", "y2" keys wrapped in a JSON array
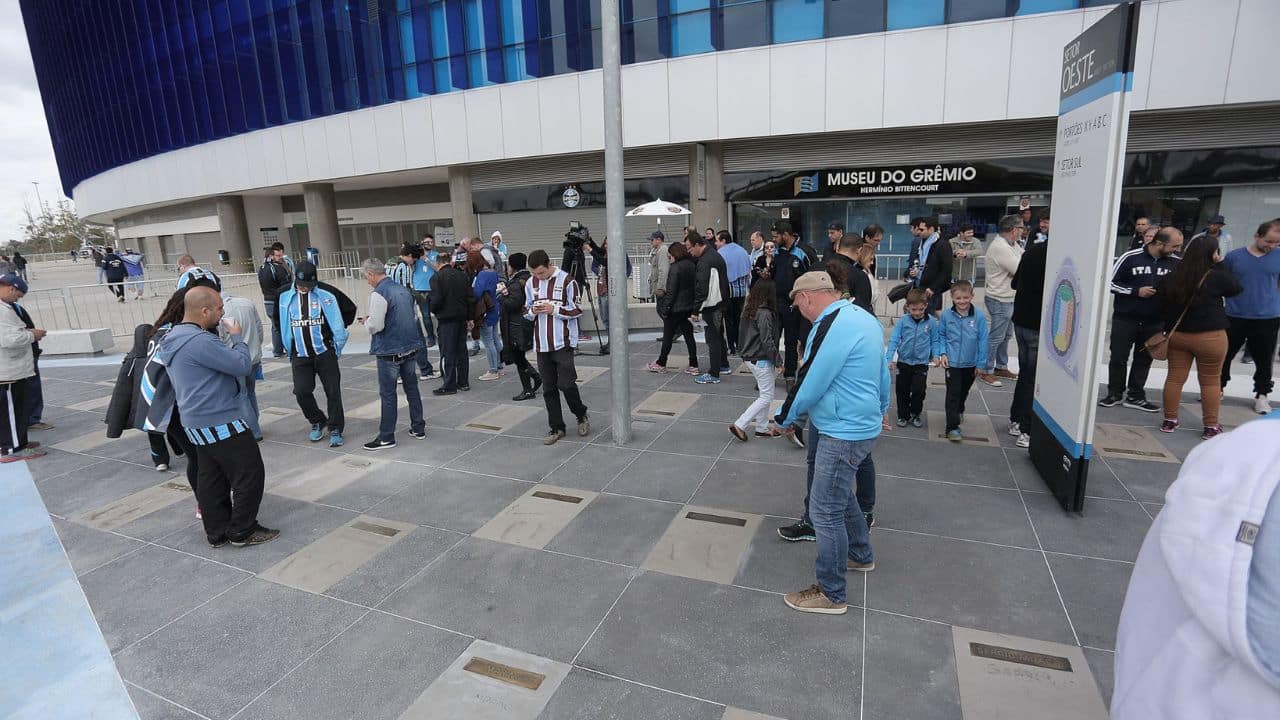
[
  {"x1": 448, "y1": 166, "x2": 479, "y2": 242},
  {"x1": 140, "y1": 236, "x2": 164, "y2": 266},
  {"x1": 302, "y1": 183, "x2": 341, "y2": 256},
  {"x1": 215, "y1": 195, "x2": 253, "y2": 266},
  {"x1": 688, "y1": 143, "x2": 727, "y2": 233}
]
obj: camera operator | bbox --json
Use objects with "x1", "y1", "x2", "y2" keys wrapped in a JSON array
[
  {"x1": 562, "y1": 222, "x2": 605, "y2": 344},
  {"x1": 589, "y1": 237, "x2": 631, "y2": 338}
]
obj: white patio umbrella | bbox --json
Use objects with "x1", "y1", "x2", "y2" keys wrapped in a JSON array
[{"x1": 626, "y1": 198, "x2": 691, "y2": 223}]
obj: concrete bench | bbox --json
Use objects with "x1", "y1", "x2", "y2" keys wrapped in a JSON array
[{"x1": 40, "y1": 329, "x2": 115, "y2": 356}]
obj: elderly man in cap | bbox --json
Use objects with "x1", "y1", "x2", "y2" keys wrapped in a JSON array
[
  {"x1": 647, "y1": 230, "x2": 670, "y2": 302},
  {"x1": 773, "y1": 271, "x2": 890, "y2": 615},
  {"x1": 0, "y1": 273, "x2": 47, "y2": 463},
  {"x1": 1188, "y1": 214, "x2": 1232, "y2": 255},
  {"x1": 279, "y1": 261, "x2": 349, "y2": 447}
]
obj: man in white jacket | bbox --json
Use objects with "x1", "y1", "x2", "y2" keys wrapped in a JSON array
[
  {"x1": 1113, "y1": 412, "x2": 1280, "y2": 719},
  {"x1": 0, "y1": 273, "x2": 47, "y2": 463}
]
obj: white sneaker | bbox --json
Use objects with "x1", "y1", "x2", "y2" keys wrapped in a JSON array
[
  {"x1": 1256, "y1": 394, "x2": 1272, "y2": 415},
  {"x1": 1016, "y1": 433, "x2": 1031, "y2": 448},
  {"x1": 155, "y1": 463, "x2": 169, "y2": 472},
  {"x1": 1007, "y1": 422, "x2": 1021, "y2": 437},
  {"x1": 478, "y1": 371, "x2": 501, "y2": 381}
]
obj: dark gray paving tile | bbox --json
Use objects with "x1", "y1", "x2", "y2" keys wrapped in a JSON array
[
  {"x1": 366, "y1": 468, "x2": 530, "y2": 533},
  {"x1": 733, "y1": 515, "x2": 868, "y2": 601},
  {"x1": 716, "y1": 432, "x2": 806, "y2": 467},
  {"x1": 545, "y1": 493, "x2": 680, "y2": 567},
  {"x1": 681, "y1": 394, "x2": 765, "y2": 423},
  {"x1": 312, "y1": 460, "x2": 423, "y2": 512},
  {"x1": 538, "y1": 668, "x2": 723, "y2": 720},
  {"x1": 1024, "y1": 491, "x2": 1152, "y2": 562},
  {"x1": 38, "y1": 459, "x2": 168, "y2": 518},
  {"x1": 542, "y1": 444, "x2": 641, "y2": 492},
  {"x1": 874, "y1": 436, "x2": 1015, "y2": 489},
  {"x1": 875, "y1": 476, "x2": 1038, "y2": 548},
  {"x1": 346, "y1": 426, "x2": 492, "y2": 465},
  {"x1": 78, "y1": 432, "x2": 158, "y2": 464},
  {"x1": 111, "y1": 493, "x2": 202, "y2": 543},
  {"x1": 650, "y1": 420, "x2": 732, "y2": 458},
  {"x1": 233, "y1": 611, "x2": 471, "y2": 720},
  {"x1": 325, "y1": 526, "x2": 463, "y2": 607},
  {"x1": 1100, "y1": 456, "x2": 1180, "y2": 504},
  {"x1": 690, "y1": 459, "x2": 805, "y2": 518},
  {"x1": 126, "y1": 683, "x2": 205, "y2": 720},
  {"x1": 1005, "y1": 447, "x2": 1135, "y2": 500},
  {"x1": 1047, "y1": 554, "x2": 1133, "y2": 651},
  {"x1": 589, "y1": 418, "x2": 672, "y2": 450},
  {"x1": 867, "y1": 530, "x2": 1076, "y2": 644},
  {"x1": 52, "y1": 517, "x2": 143, "y2": 576},
  {"x1": 380, "y1": 536, "x2": 633, "y2": 662},
  {"x1": 577, "y1": 571, "x2": 860, "y2": 719},
  {"x1": 423, "y1": 399, "x2": 497, "y2": 428},
  {"x1": 605, "y1": 451, "x2": 715, "y2": 503},
  {"x1": 1142, "y1": 502, "x2": 1163, "y2": 517},
  {"x1": 25, "y1": 449, "x2": 108, "y2": 482},
  {"x1": 862, "y1": 611, "x2": 962, "y2": 720},
  {"x1": 1152, "y1": 424, "x2": 1200, "y2": 460},
  {"x1": 446, "y1": 434, "x2": 587, "y2": 482},
  {"x1": 1084, "y1": 647, "x2": 1116, "y2": 707},
  {"x1": 115, "y1": 579, "x2": 364, "y2": 720},
  {"x1": 81, "y1": 545, "x2": 250, "y2": 652}
]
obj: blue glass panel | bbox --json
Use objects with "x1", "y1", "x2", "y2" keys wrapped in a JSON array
[
  {"x1": 430, "y1": 2, "x2": 450, "y2": 58},
  {"x1": 671, "y1": 11, "x2": 713, "y2": 56},
  {"x1": 464, "y1": 0, "x2": 485, "y2": 49},
  {"x1": 624, "y1": 17, "x2": 664, "y2": 62},
  {"x1": 503, "y1": 44, "x2": 531, "y2": 80},
  {"x1": 670, "y1": 0, "x2": 708, "y2": 14},
  {"x1": 825, "y1": 0, "x2": 886, "y2": 36},
  {"x1": 772, "y1": 0, "x2": 824, "y2": 43},
  {"x1": 399, "y1": 13, "x2": 416, "y2": 62},
  {"x1": 948, "y1": 0, "x2": 1018, "y2": 23},
  {"x1": 886, "y1": 0, "x2": 944, "y2": 30},
  {"x1": 500, "y1": 0, "x2": 525, "y2": 44},
  {"x1": 720, "y1": 0, "x2": 768, "y2": 49},
  {"x1": 1015, "y1": 0, "x2": 1078, "y2": 13}
]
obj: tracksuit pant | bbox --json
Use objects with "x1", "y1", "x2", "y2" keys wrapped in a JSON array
[
  {"x1": 291, "y1": 349, "x2": 344, "y2": 433},
  {"x1": 894, "y1": 363, "x2": 930, "y2": 420},
  {"x1": 0, "y1": 379, "x2": 31, "y2": 455},
  {"x1": 194, "y1": 430, "x2": 265, "y2": 543},
  {"x1": 945, "y1": 367, "x2": 977, "y2": 432},
  {"x1": 537, "y1": 348, "x2": 588, "y2": 433}
]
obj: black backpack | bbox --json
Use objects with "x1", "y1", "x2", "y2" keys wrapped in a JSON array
[{"x1": 317, "y1": 281, "x2": 357, "y2": 327}]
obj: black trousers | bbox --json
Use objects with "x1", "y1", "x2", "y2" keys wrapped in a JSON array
[
  {"x1": 1223, "y1": 316, "x2": 1280, "y2": 396},
  {"x1": 1107, "y1": 313, "x2": 1161, "y2": 399},
  {"x1": 438, "y1": 320, "x2": 469, "y2": 390},
  {"x1": 703, "y1": 306, "x2": 728, "y2": 377},
  {"x1": 781, "y1": 307, "x2": 808, "y2": 379},
  {"x1": 895, "y1": 363, "x2": 930, "y2": 420},
  {"x1": 264, "y1": 301, "x2": 284, "y2": 357},
  {"x1": 725, "y1": 296, "x2": 745, "y2": 353},
  {"x1": 657, "y1": 311, "x2": 697, "y2": 368},
  {"x1": 291, "y1": 349, "x2": 344, "y2": 432},
  {"x1": 107, "y1": 280, "x2": 125, "y2": 299},
  {"x1": 148, "y1": 427, "x2": 199, "y2": 491},
  {"x1": 537, "y1": 348, "x2": 588, "y2": 432},
  {"x1": 508, "y1": 348, "x2": 540, "y2": 391},
  {"x1": 945, "y1": 367, "x2": 977, "y2": 431},
  {"x1": 194, "y1": 430, "x2": 265, "y2": 543},
  {"x1": 0, "y1": 379, "x2": 30, "y2": 454}
]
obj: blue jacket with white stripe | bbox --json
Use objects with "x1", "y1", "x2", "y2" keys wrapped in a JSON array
[{"x1": 278, "y1": 286, "x2": 349, "y2": 358}]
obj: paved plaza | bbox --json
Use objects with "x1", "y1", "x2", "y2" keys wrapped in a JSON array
[{"x1": 22, "y1": 339, "x2": 1251, "y2": 720}]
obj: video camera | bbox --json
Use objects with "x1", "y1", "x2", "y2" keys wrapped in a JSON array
[{"x1": 563, "y1": 220, "x2": 592, "y2": 252}]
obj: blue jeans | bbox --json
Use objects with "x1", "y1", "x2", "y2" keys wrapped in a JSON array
[
  {"x1": 415, "y1": 294, "x2": 436, "y2": 345},
  {"x1": 802, "y1": 422, "x2": 875, "y2": 522},
  {"x1": 811, "y1": 434, "x2": 876, "y2": 603},
  {"x1": 376, "y1": 352, "x2": 425, "y2": 442},
  {"x1": 479, "y1": 323, "x2": 503, "y2": 372},
  {"x1": 984, "y1": 297, "x2": 1014, "y2": 372},
  {"x1": 242, "y1": 364, "x2": 261, "y2": 439}
]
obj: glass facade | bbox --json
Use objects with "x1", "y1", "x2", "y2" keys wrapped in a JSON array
[{"x1": 20, "y1": 0, "x2": 1117, "y2": 195}]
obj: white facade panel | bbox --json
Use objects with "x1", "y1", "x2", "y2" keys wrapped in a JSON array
[
  {"x1": 621, "y1": 61, "x2": 671, "y2": 147},
  {"x1": 1225, "y1": 0, "x2": 1280, "y2": 105},
  {"x1": 1005, "y1": 12, "x2": 1082, "y2": 119},
  {"x1": 1146, "y1": 0, "x2": 1239, "y2": 109},
  {"x1": 464, "y1": 87, "x2": 506, "y2": 161},
  {"x1": 302, "y1": 119, "x2": 332, "y2": 179},
  {"x1": 372, "y1": 104, "x2": 409, "y2": 171},
  {"x1": 241, "y1": 131, "x2": 270, "y2": 190},
  {"x1": 825, "y1": 34, "x2": 885, "y2": 131},
  {"x1": 578, "y1": 70, "x2": 605, "y2": 151},
  {"x1": 500, "y1": 81, "x2": 543, "y2": 158},
  {"x1": 215, "y1": 136, "x2": 249, "y2": 194},
  {"x1": 261, "y1": 128, "x2": 290, "y2": 188},
  {"x1": 770, "y1": 43, "x2": 826, "y2": 136},
  {"x1": 197, "y1": 144, "x2": 222, "y2": 197},
  {"x1": 279, "y1": 124, "x2": 308, "y2": 184},
  {"x1": 667, "y1": 55, "x2": 718, "y2": 143},
  {"x1": 431, "y1": 93, "x2": 469, "y2": 165},
  {"x1": 1127, "y1": 0, "x2": 1159, "y2": 111},
  {"x1": 325, "y1": 115, "x2": 357, "y2": 179},
  {"x1": 944, "y1": 21, "x2": 1012, "y2": 124},
  {"x1": 882, "y1": 27, "x2": 947, "y2": 128},
  {"x1": 716, "y1": 48, "x2": 771, "y2": 139},
  {"x1": 538, "y1": 74, "x2": 583, "y2": 155},
  {"x1": 400, "y1": 97, "x2": 436, "y2": 169},
  {"x1": 348, "y1": 109, "x2": 381, "y2": 176}
]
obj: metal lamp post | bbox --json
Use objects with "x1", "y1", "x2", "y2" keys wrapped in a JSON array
[{"x1": 602, "y1": 0, "x2": 631, "y2": 444}]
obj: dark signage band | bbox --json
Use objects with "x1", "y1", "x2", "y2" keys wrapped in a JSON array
[
  {"x1": 724, "y1": 158, "x2": 1055, "y2": 202},
  {"x1": 1059, "y1": 1, "x2": 1141, "y2": 103}
]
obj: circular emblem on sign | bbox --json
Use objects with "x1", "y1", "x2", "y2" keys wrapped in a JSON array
[
  {"x1": 562, "y1": 186, "x2": 581, "y2": 209},
  {"x1": 1044, "y1": 258, "x2": 1083, "y2": 380},
  {"x1": 1050, "y1": 280, "x2": 1078, "y2": 355}
]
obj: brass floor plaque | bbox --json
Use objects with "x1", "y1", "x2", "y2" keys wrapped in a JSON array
[
  {"x1": 686, "y1": 511, "x2": 747, "y2": 527},
  {"x1": 531, "y1": 490, "x2": 583, "y2": 504},
  {"x1": 969, "y1": 642, "x2": 1072, "y2": 672},
  {"x1": 925, "y1": 411, "x2": 998, "y2": 446},
  {"x1": 397, "y1": 640, "x2": 570, "y2": 720},
  {"x1": 634, "y1": 391, "x2": 699, "y2": 419},
  {"x1": 1094, "y1": 423, "x2": 1178, "y2": 464},
  {"x1": 953, "y1": 626, "x2": 1107, "y2": 720},
  {"x1": 463, "y1": 657, "x2": 545, "y2": 691},
  {"x1": 473, "y1": 484, "x2": 597, "y2": 549},
  {"x1": 350, "y1": 520, "x2": 401, "y2": 537}
]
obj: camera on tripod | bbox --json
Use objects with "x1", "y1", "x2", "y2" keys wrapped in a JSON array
[{"x1": 564, "y1": 220, "x2": 592, "y2": 251}]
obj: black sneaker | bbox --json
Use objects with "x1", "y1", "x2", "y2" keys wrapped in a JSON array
[
  {"x1": 433, "y1": 387, "x2": 457, "y2": 396},
  {"x1": 207, "y1": 535, "x2": 228, "y2": 548},
  {"x1": 408, "y1": 429, "x2": 426, "y2": 440},
  {"x1": 459, "y1": 385, "x2": 471, "y2": 392},
  {"x1": 1123, "y1": 397, "x2": 1160, "y2": 413},
  {"x1": 1098, "y1": 394, "x2": 1123, "y2": 407},
  {"x1": 863, "y1": 511, "x2": 875, "y2": 528},
  {"x1": 230, "y1": 526, "x2": 280, "y2": 547},
  {"x1": 777, "y1": 521, "x2": 816, "y2": 542},
  {"x1": 363, "y1": 438, "x2": 396, "y2": 451},
  {"x1": 513, "y1": 389, "x2": 538, "y2": 401}
]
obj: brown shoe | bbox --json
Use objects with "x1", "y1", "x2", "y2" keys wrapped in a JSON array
[
  {"x1": 994, "y1": 368, "x2": 1018, "y2": 380},
  {"x1": 544, "y1": 429, "x2": 567, "y2": 445},
  {"x1": 977, "y1": 372, "x2": 1004, "y2": 388},
  {"x1": 846, "y1": 559, "x2": 876, "y2": 572},
  {"x1": 783, "y1": 584, "x2": 848, "y2": 615}
]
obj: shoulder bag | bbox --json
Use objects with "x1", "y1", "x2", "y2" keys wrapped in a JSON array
[{"x1": 1144, "y1": 271, "x2": 1209, "y2": 361}]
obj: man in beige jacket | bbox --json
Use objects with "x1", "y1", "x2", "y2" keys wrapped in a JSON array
[
  {"x1": 978, "y1": 215, "x2": 1025, "y2": 388},
  {"x1": 0, "y1": 274, "x2": 47, "y2": 463},
  {"x1": 949, "y1": 224, "x2": 984, "y2": 284},
  {"x1": 647, "y1": 230, "x2": 670, "y2": 301}
]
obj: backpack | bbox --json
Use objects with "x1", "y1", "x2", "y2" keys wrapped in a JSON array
[{"x1": 316, "y1": 281, "x2": 357, "y2": 327}]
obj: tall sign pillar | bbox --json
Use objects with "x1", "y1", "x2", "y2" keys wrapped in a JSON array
[{"x1": 1029, "y1": 2, "x2": 1141, "y2": 512}]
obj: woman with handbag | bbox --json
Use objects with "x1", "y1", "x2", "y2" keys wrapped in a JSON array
[
  {"x1": 1153, "y1": 235, "x2": 1242, "y2": 439},
  {"x1": 647, "y1": 242, "x2": 699, "y2": 374},
  {"x1": 467, "y1": 251, "x2": 504, "y2": 380}
]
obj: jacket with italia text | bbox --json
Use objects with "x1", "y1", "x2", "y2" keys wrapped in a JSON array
[
  {"x1": 939, "y1": 304, "x2": 989, "y2": 369},
  {"x1": 775, "y1": 301, "x2": 890, "y2": 440},
  {"x1": 1110, "y1": 247, "x2": 1178, "y2": 320},
  {"x1": 278, "y1": 287, "x2": 349, "y2": 358}
]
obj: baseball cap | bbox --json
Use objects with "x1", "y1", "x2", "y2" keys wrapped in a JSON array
[
  {"x1": 827, "y1": 221, "x2": 845, "y2": 232},
  {"x1": 181, "y1": 267, "x2": 222, "y2": 292},
  {"x1": 294, "y1": 261, "x2": 318, "y2": 288},
  {"x1": 1210, "y1": 214, "x2": 1226, "y2": 225},
  {"x1": 789, "y1": 271, "x2": 835, "y2": 300},
  {"x1": 649, "y1": 230, "x2": 665, "y2": 241},
  {"x1": 0, "y1": 273, "x2": 28, "y2": 294}
]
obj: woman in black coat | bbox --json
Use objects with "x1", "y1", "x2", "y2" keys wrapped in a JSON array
[
  {"x1": 498, "y1": 252, "x2": 542, "y2": 401},
  {"x1": 647, "y1": 242, "x2": 700, "y2": 373}
]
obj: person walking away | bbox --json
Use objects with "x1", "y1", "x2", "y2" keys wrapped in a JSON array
[
  {"x1": 648, "y1": 242, "x2": 699, "y2": 374},
  {"x1": 647, "y1": 230, "x2": 670, "y2": 303},
  {"x1": 419, "y1": 234, "x2": 440, "y2": 347},
  {"x1": 728, "y1": 280, "x2": 780, "y2": 441},
  {"x1": 258, "y1": 243, "x2": 293, "y2": 358},
  {"x1": 690, "y1": 233, "x2": 731, "y2": 383},
  {"x1": 361, "y1": 259, "x2": 427, "y2": 449},
  {"x1": 430, "y1": 249, "x2": 473, "y2": 394},
  {"x1": 102, "y1": 247, "x2": 128, "y2": 302},
  {"x1": 1220, "y1": 219, "x2": 1280, "y2": 414},
  {"x1": 468, "y1": 251, "x2": 504, "y2": 380},
  {"x1": 400, "y1": 244, "x2": 440, "y2": 379},
  {"x1": 977, "y1": 215, "x2": 1025, "y2": 388},
  {"x1": 1101, "y1": 227, "x2": 1182, "y2": 412},
  {"x1": 498, "y1": 253, "x2": 542, "y2": 401},
  {"x1": 825, "y1": 232, "x2": 873, "y2": 312},
  {"x1": 773, "y1": 272, "x2": 890, "y2": 614},
  {"x1": 887, "y1": 289, "x2": 942, "y2": 428},
  {"x1": 716, "y1": 230, "x2": 753, "y2": 356},
  {"x1": 524, "y1": 250, "x2": 590, "y2": 445},
  {"x1": 1155, "y1": 236, "x2": 1242, "y2": 439},
  {"x1": 910, "y1": 217, "x2": 953, "y2": 317},
  {"x1": 11, "y1": 290, "x2": 50, "y2": 432},
  {"x1": 771, "y1": 221, "x2": 814, "y2": 384},
  {"x1": 1112, "y1": 411, "x2": 1280, "y2": 720},
  {"x1": 160, "y1": 286, "x2": 277, "y2": 547},
  {"x1": 1008, "y1": 230, "x2": 1049, "y2": 448},
  {"x1": 938, "y1": 281, "x2": 989, "y2": 442},
  {"x1": 948, "y1": 224, "x2": 984, "y2": 284},
  {"x1": 176, "y1": 255, "x2": 222, "y2": 290},
  {"x1": 121, "y1": 248, "x2": 146, "y2": 299},
  {"x1": 0, "y1": 274, "x2": 46, "y2": 463},
  {"x1": 279, "y1": 261, "x2": 348, "y2": 447},
  {"x1": 91, "y1": 246, "x2": 105, "y2": 283},
  {"x1": 12, "y1": 252, "x2": 28, "y2": 283}
]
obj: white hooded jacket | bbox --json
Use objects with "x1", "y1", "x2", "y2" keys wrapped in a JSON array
[{"x1": 1113, "y1": 414, "x2": 1280, "y2": 719}]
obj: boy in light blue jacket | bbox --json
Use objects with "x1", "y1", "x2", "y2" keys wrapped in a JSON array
[
  {"x1": 886, "y1": 288, "x2": 943, "y2": 428},
  {"x1": 938, "y1": 281, "x2": 989, "y2": 441}
]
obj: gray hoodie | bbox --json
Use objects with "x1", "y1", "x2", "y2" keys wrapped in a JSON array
[{"x1": 160, "y1": 323, "x2": 251, "y2": 429}]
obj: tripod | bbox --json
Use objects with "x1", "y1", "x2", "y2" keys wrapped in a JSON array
[{"x1": 563, "y1": 245, "x2": 609, "y2": 356}]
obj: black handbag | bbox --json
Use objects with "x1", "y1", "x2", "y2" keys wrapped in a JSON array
[{"x1": 887, "y1": 282, "x2": 913, "y2": 304}]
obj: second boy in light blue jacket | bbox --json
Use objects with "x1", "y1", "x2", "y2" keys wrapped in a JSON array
[{"x1": 939, "y1": 281, "x2": 990, "y2": 441}]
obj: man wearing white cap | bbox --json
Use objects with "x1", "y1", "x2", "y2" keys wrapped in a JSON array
[{"x1": 0, "y1": 273, "x2": 47, "y2": 463}]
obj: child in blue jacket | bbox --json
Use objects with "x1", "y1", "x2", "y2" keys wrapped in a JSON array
[
  {"x1": 886, "y1": 288, "x2": 943, "y2": 428},
  {"x1": 939, "y1": 281, "x2": 989, "y2": 441}
]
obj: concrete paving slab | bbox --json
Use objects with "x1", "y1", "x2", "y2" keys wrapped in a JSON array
[
  {"x1": 573, "y1": 365, "x2": 609, "y2": 385},
  {"x1": 722, "y1": 708, "x2": 785, "y2": 720},
  {"x1": 38, "y1": 460, "x2": 171, "y2": 518},
  {"x1": 66, "y1": 394, "x2": 111, "y2": 412},
  {"x1": 25, "y1": 449, "x2": 109, "y2": 482},
  {"x1": 324, "y1": 525, "x2": 462, "y2": 607},
  {"x1": 634, "y1": 391, "x2": 700, "y2": 420},
  {"x1": 349, "y1": 397, "x2": 407, "y2": 420},
  {"x1": 1182, "y1": 401, "x2": 1262, "y2": 428},
  {"x1": 51, "y1": 427, "x2": 128, "y2": 453},
  {"x1": 368, "y1": 468, "x2": 530, "y2": 533},
  {"x1": 267, "y1": 455, "x2": 390, "y2": 503},
  {"x1": 539, "y1": 444, "x2": 641, "y2": 492},
  {"x1": 874, "y1": 436, "x2": 1015, "y2": 489},
  {"x1": 544, "y1": 493, "x2": 680, "y2": 567},
  {"x1": 642, "y1": 505, "x2": 762, "y2": 585},
  {"x1": 460, "y1": 404, "x2": 541, "y2": 434},
  {"x1": 605, "y1": 451, "x2": 716, "y2": 504},
  {"x1": 1023, "y1": 491, "x2": 1151, "y2": 563},
  {"x1": 52, "y1": 517, "x2": 143, "y2": 576},
  {"x1": 536, "y1": 668, "x2": 722, "y2": 719},
  {"x1": 874, "y1": 476, "x2": 1038, "y2": 548},
  {"x1": 952, "y1": 626, "x2": 1108, "y2": 720},
  {"x1": 258, "y1": 515, "x2": 416, "y2": 594},
  {"x1": 73, "y1": 479, "x2": 192, "y2": 532},
  {"x1": 258, "y1": 405, "x2": 301, "y2": 427},
  {"x1": 862, "y1": 610, "x2": 962, "y2": 720},
  {"x1": 1083, "y1": 648, "x2": 1115, "y2": 707},
  {"x1": 473, "y1": 484, "x2": 597, "y2": 549},
  {"x1": 253, "y1": 379, "x2": 290, "y2": 394},
  {"x1": 260, "y1": 361, "x2": 293, "y2": 375},
  {"x1": 1045, "y1": 554, "x2": 1132, "y2": 651},
  {"x1": 691, "y1": 459, "x2": 806, "y2": 518},
  {"x1": 926, "y1": 410, "x2": 998, "y2": 445},
  {"x1": 399, "y1": 640, "x2": 571, "y2": 720},
  {"x1": 1093, "y1": 423, "x2": 1179, "y2": 463}
]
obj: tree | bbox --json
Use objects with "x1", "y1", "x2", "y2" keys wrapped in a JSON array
[{"x1": 18, "y1": 200, "x2": 115, "y2": 254}]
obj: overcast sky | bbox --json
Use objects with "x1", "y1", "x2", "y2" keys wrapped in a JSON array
[{"x1": 2, "y1": 1, "x2": 66, "y2": 246}]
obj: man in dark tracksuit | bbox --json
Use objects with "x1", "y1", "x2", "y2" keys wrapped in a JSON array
[
  {"x1": 429, "y1": 250, "x2": 474, "y2": 395},
  {"x1": 1101, "y1": 228, "x2": 1181, "y2": 412},
  {"x1": 258, "y1": 245, "x2": 293, "y2": 358},
  {"x1": 279, "y1": 261, "x2": 349, "y2": 447},
  {"x1": 1008, "y1": 234, "x2": 1048, "y2": 448},
  {"x1": 690, "y1": 236, "x2": 731, "y2": 383},
  {"x1": 771, "y1": 221, "x2": 814, "y2": 383}
]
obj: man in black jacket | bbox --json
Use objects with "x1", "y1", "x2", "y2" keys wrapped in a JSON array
[
  {"x1": 826, "y1": 233, "x2": 873, "y2": 312},
  {"x1": 499, "y1": 253, "x2": 542, "y2": 401},
  {"x1": 1101, "y1": 227, "x2": 1182, "y2": 412},
  {"x1": 429, "y1": 250, "x2": 473, "y2": 395},
  {"x1": 908, "y1": 217, "x2": 952, "y2": 316},
  {"x1": 258, "y1": 244, "x2": 293, "y2": 358},
  {"x1": 690, "y1": 235, "x2": 731, "y2": 383},
  {"x1": 771, "y1": 221, "x2": 814, "y2": 383},
  {"x1": 1008, "y1": 235, "x2": 1048, "y2": 448},
  {"x1": 102, "y1": 247, "x2": 128, "y2": 302}
]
